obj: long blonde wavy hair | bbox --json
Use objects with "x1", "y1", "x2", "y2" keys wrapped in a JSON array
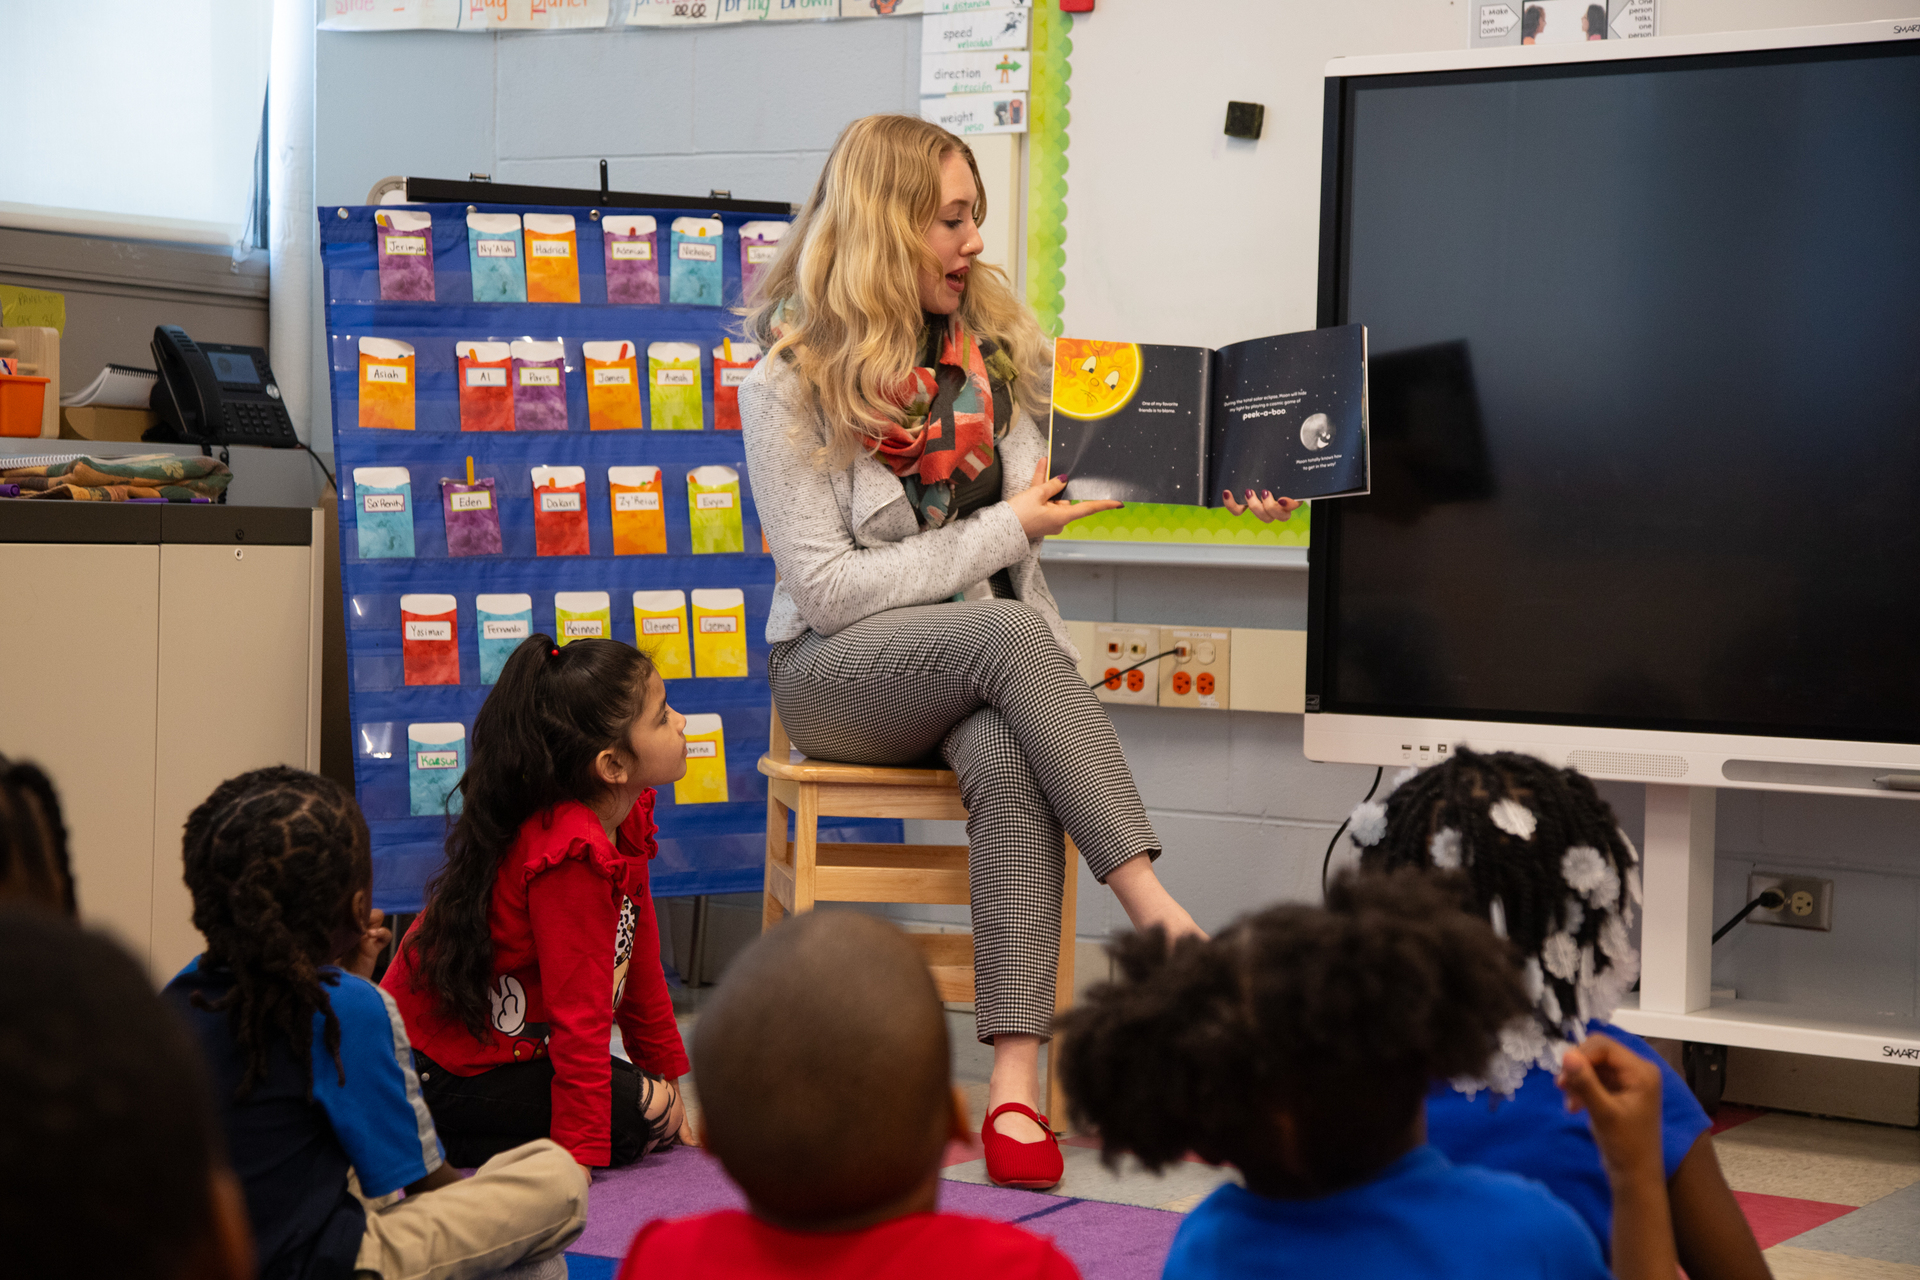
[{"x1": 743, "y1": 114, "x2": 1051, "y2": 469}]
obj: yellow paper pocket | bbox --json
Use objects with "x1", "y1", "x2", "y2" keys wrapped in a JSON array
[
  {"x1": 608, "y1": 464, "x2": 667, "y2": 555},
  {"x1": 553, "y1": 590, "x2": 611, "y2": 646},
  {"x1": 358, "y1": 337, "x2": 416, "y2": 430},
  {"x1": 632, "y1": 589, "x2": 692, "y2": 679},
  {"x1": 581, "y1": 340, "x2": 644, "y2": 431},
  {"x1": 648, "y1": 341, "x2": 703, "y2": 432},
  {"x1": 690, "y1": 588, "x2": 748, "y2": 678},
  {"x1": 687, "y1": 464, "x2": 745, "y2": 553},
  {"x1": 524, "y1": 213, "x2": 581, "y2": 303},
  {"x1": 674, "y1": 713, "x2": 729, "y2": 805}
]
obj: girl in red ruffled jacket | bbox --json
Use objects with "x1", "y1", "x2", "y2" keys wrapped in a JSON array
[{"x1": 384, "y1": 634, "x2": 692, "y2": 1174}]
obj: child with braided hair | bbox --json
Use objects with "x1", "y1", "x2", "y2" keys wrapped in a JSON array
[
  {"x1": 1058, "y1": 870, "x2": 1681, "y2": 1279},
  {"x1": 1351, "y1": 748, "x2": 1768, "y2": 1279},
  {"x1": 0, "y1": 753, "x2": 76, "y2": 914},
  {"x1": 164, "y1": 766, "x2": 587, "y2": 1280},
  {"x1": 383, "y1": 635, "x2": 693, "y2": 1173}
]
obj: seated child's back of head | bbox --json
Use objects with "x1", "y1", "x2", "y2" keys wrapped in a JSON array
[
  {"x1": 0, "y1": 905, "x2": 250, "y2": 1280},
  {"x1": 1059, "y1": 871, "x2": 1617, "y2": 1280},
  {"x1": 0, "y1": 753, "x2": 76, "y2": 914},
  {"x1": 619, "y1": 910, "x2": 1080, "y2": 1279}
]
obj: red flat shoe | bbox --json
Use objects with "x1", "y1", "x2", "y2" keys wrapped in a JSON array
[{"x1": 982, "y1": 1102, "x2": 1064, "y2": 1190}]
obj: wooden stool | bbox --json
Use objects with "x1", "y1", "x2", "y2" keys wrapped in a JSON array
[{"x1": 757, "y1": 707, "x2": 1076, "y2": 1115}]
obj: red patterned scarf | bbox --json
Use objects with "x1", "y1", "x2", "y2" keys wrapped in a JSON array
[{"x1": 876, "y1": 318, "x2": 999, "y2": 528}]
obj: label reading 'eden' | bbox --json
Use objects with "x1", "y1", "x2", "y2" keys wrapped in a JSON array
[{"x1": 450, "y1": 491, "x2": 492, "y2": 511}]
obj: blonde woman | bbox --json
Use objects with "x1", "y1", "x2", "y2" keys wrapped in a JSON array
[{"x1": 739, "y1": 114, "x2": 1202, "y2": 1190}]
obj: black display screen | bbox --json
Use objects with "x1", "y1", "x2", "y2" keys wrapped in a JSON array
[
  {"x1": 208, "y1": 350, "x2": 259, "y2": 385},
  {"x1": 1314, "y1": 41, "x2": 1920, "y2": 744}
]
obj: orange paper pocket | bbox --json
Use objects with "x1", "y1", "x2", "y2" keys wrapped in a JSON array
[
  {"x1": 524, "y1": 213, "x2": 580, "y2": 303},
  {"x1": 608, "y1": 465, "x2": 667, "y2": 555},
  {"x1": 582, "y1": 340, "x2": 645, "y2": 431},
  {"x1": 358, "y1": 337, "x2": 416, "y2": 431}
]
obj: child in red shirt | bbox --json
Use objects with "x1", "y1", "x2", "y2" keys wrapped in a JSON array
[
  {"x1": 383, "y1": 635, "x2": 692, "y2": 1171},
  {"x1": 618, "y1": 911, "x2": 1080, "y2": 1280}
]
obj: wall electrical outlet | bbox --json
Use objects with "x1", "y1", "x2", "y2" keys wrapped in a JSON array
[
  {"x1": 1746, "y1": 873, "x2": 1834, "y2": 932},
  {"x1": 1090, "y1": 623, "x2": 1161, "y2": 705},
  {"x1": 1158, "y1": 627, "x2": 1231, "y2": 709}
]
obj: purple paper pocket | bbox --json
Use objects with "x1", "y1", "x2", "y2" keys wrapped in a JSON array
[
  {"x1": 375, "y1": 211, "x2": 435, "y2": 301},
  {"x1": 441, "y1": 477, "x2": 502, "y2": 556},
  {"x1": 510, "y1": 340, "x2": 568, "y2": 432},
  {"x1": 603, "y1": 215, "x2": 660, "y2": 305}
]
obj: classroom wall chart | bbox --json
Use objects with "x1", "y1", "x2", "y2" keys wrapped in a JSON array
[{"x1": 323, "y1": 200, "x2": 900, "y2": 913}]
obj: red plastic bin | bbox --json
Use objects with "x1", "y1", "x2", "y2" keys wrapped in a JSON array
[{"x1": 0, "y1": 373, "x2": 49, "y2": 437}]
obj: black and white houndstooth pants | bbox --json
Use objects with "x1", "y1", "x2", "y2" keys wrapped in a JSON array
[{"x1": 767, "y1": 599, "x2": 1159, "y2": 1043}]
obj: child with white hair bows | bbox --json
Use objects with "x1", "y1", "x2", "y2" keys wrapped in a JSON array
[{"x1": 1350, "y1": 748, "x2": 1768, "y2": 1280}]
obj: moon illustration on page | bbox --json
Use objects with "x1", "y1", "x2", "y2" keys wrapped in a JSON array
[{"x1": 1301, "y1": 413, "x2": 1334, "y2": 450}]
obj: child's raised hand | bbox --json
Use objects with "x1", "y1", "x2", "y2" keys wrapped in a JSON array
[
  {"x1": 1555, "y1": 1032, "x2": 1663, "y2": 1183},
  {"x1": 343, "y1": 907, "x2": 392, "y2": 980}
]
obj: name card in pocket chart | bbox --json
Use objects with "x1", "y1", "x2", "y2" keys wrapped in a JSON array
[
  {"x1": 687, "y1": 465, "x2": 744, "y2": 553},
  {"x1": 358, "y1": 338, "x2": 416, "y2": 431},
  {"x1": 523, "y1": 214, "x2": 581, "y2": 303},
  {"x1": 554, "y1": 591, "x2": 612, "y2": 646},
  {"x1": 669, "y1": 217, "x2": 724, "y2": 306},
  {"x1": 531, "y1": 465, "x2": 590, "y2": 556},
  {"x1": 602, "y1": 216, "x2": 659, "y2": 304},
  {"x1": 675, "y1": 713, "x2": 729, "y2": 805},
  {"x1": 608, "y1": 465, "x2": 667, "y2": 554},
  {"x1": 456, "y1": 341, "x2": 514, "y2": 432},
  {"x1": 690, "y1": 588, "x2": 748, "y2": 678},
  {"x1": 632, "y1": 589, "x2": 692, "y2": 678},
  {"x1": 467, "y1": 213, "x2": 527, "y2": 303},
  {"x1": 441, "y1": 473, "x2": 502, "y2": 557},
  {"x1": 511, "y1": 340, "x2": 568, "y2": 432},
  {"x1": 737, "y1": 221, "x2": 788, "y2": 301},
  {"x1": 401, "y1": 594, "x2": 460, "y2": 686},
  {"x1": 649, "y1": 342, "x2": 704, "y2": 432},
  {"x1": 476, "y1": 594, "x2": 533, "y2": 684},
  {"x1": 408, "y1": 722, "x2": 466, "y2": 817},
  {"x1": 712, "y1": 342, "x2": 762, "y2": 431},
  {"x1": 582, "y1": 341, "x2": 645, "y2": 431},
  {"x1": 353, "y1": 466, "x2": 415, "y2": 558},
  {"x1": 375, "y1": 210, "x2": 434, "y2": 301}
]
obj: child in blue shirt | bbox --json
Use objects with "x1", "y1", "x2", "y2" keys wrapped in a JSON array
[
  {"x1": 1350, "y1": 749, "x2": 1769, "y2": 1279},
  {"x1": 163, "y1": 766, "x2": 588, "y2": 1280},
  {"x1": 1056, "y1": 871, "x2": 1680, "y2": 1280}
]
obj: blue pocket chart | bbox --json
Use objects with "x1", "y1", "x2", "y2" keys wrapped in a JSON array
[
  {"x1": 408, "y1": 722, "x2": 466, "y2": 817},
  {"x1": 353, "y1": 466, "x2": 416, "y2": 559},
  {"x1": 476, "y1": 593, "x2": 533, "y2": 685}
]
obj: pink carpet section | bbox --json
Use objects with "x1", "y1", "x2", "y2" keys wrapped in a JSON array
[
  {"x1": 565, "y1": 1145, "x2": 1184, "y2": 1280},
  {"x1": 1733, "y1": 1190, "x2": 1856, "y2": 1249},
  {"x1": 1710, "y1": 1105, "x2": 1768, "y2": 1135}
]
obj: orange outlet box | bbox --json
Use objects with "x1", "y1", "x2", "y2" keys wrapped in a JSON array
[{"x1": 1158, "y1": 627, "x2": 1230, "y2": 710}]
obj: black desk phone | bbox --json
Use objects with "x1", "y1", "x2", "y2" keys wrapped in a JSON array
[{"x1": 145, "y1": 325, "x2": 299, "y2": 449}]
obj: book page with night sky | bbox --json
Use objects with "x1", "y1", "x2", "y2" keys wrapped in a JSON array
[
  {"x1": 1207, "y1": 323, "x2": 1369, "y2": 504},
  {"x1": 1048, "y1": 341, "x2": 1211, "y2": 505}
]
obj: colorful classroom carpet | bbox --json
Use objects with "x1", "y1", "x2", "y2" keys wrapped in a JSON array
[{"x1": 560, "y1": 1143, "x2": 1183, "y2": 1280}]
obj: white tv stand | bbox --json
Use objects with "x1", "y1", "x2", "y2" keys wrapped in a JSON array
[{"x1": 1611, "y1": 784, "x2": 1920, "y2": 1068}]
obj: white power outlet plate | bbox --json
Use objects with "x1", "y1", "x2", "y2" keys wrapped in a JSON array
[
  {"x1": 1745, "y1": 873, "x2": 1834, "y2": 932},
  {"x1": 1090, "y1": 623, "x2": 1160, "y2": 705}
]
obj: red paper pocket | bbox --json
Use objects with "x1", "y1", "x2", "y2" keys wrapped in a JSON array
[
  {"x1": 401, "y1": 593, "x2": 460, "y2": 686},
  {"x1": 711, "y1": 341, "x2": 761, "y2": 432},
  {"x1": 531, "y1": 465, "x2": 590, "y2": 557},
  {"x1": 456, "y1": 341, "x2": 514, "y2": 432}
]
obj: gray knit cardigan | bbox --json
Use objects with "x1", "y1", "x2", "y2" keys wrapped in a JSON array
[{"x1": 738, "y1": 355, "x2": 1077, "y2": 658}]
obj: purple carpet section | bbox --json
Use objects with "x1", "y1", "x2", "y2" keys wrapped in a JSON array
[{"x1": 566, "y1": 1146, "x2": 1183, "y2": 1279}]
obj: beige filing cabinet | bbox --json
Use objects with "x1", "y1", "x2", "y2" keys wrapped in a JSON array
[{"x1": 0, "y1": 502, "x2": 323, "y2": 980}]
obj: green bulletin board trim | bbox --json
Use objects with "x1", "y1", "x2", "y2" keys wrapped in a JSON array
[{"x1": 1025, "y1": 3, "x2": 1071, "y2": 339}]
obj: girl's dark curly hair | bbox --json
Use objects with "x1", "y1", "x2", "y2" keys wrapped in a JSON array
[
  {"x1": 1057, "y1": 870, "x2": 1528, "y2": 1190},
  {"x1": 0, "y1": 754, "x2": 76, "y2": 916},
  {"x1": 1357, "y1": 748, "x2": 1640, "y2": 1041},
  {"x1": 405, "y1": 635, "x2": 657, "y2": 1038},
  {"x1": 181, "y1": 766, "x2": 371, "y2": 1098}
]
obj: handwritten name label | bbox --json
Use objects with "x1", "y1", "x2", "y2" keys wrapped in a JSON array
[
  {"x1": 611, "y1": 241, "x2": 652, "y2": 260},
  {"x1": 642, "y1": 617, "x2": 682, "y2": 634},
  {"x1": 563, "y1": 619, "x2": 605, "y2": 637},
  {"x1": 699, "y1": 616, "x2": 739, "y2": 633},
  {"x1": 592, "y1": 367, "x2": 633, "y2": 386},
  {"x1": 519, "y1": 367, "x2": 561, "y2": 387},
  {"x1": 476, "y1": 238, "x2": 517, "y2": 257},
  {"x1": 482, "y1": 620, "x2": 530, "y2": 640},
  {"x1": 362, "y1": 493, "x2": 406, "y2": 512},
  {"x1": 677, "y1": 240, "x2": 718, "y2": 262},
  {"x1": 615, "y1": 492, "x2": 660, "y2": 511},
  {"x1": 465, "y1": 367, "x2": 507, "y2": 387},
  {"x1": 450, "y1": 491, "x2": 492, "y2": 511},
  {"x1": 366, "y1": 364, "x2": 408, "y2": 383},
  {"x1": 405, "y1": 621, "x2": 452, "y2": 641},
  {"x1": 696, "y1": 492, "x2": 734, "y2": 509},
  {"x1": 655, "y1": 369, "x2": 696, "y2": 386},
  {"x1": 539, "y1": 492, "x2": 582, "y2": 512},
  {"x1": 416, "y1": 750, "x2": 459, "y2": 769},
  {"x1": 530, "y1": 240, "x2": 571, "y2": 257}
]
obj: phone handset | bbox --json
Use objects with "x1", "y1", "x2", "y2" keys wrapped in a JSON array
[{"x1": 151, "y1": 324, "x2": 223, "y2": 442}]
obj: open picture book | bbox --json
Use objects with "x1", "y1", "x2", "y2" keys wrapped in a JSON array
[{"x1": 1046, "y1": 323, "x2": 1369, "y2": 506}]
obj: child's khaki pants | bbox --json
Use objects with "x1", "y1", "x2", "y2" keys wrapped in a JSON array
[{"x1": 351, "y1": 1138, "x2": 588, "y2": 1280}]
